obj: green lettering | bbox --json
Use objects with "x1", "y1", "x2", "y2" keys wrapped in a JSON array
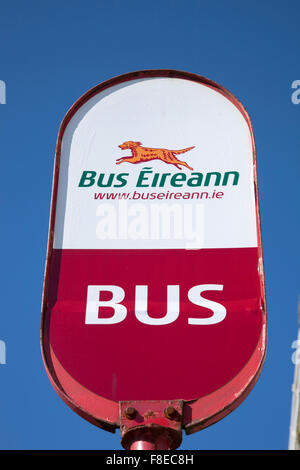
[
  {"x1": 222, "y1": 171, "x2": 239, "y2": 186},
  {"x1": 187, "y1": 172, "x2": 203, "y2": 187},
  {"x1": 151, "y1": 174, "x2": 160, "y2": 187},
  {"x1": 97, "y1": 173, "x2": 115, "y2": 187},
  {"x1": 159, "y1": 173, "x2": 171, "y2": 187},
  {"x1": 78, "y1": 171, "x2": 97, "y2": 187},
  {"x1": 170, "y1": 173, "x2": 186, "y2": 187},
  {"x1": 114, "y1": 173, "x2": 129, "y2": 187},
  {"x1": 204, "y1": 172, "x2": 221, "y2": 186},
  {"x1": 136, "y1": 167, "x2": 153, "y2": 187}
]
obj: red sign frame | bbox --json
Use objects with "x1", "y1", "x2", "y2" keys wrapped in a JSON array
[{"x1": 41, "y1": 69, "x2": 266, "y2": 442}]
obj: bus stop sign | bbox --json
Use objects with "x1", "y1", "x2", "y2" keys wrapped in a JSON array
[{"x1": 41, "y1": 70, "x2": 266, "y2": 449}]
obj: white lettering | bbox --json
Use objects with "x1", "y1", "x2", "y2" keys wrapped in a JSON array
[
  {"x1": 188, "y1": 284, "x2": 226, "y2": 325},
  {"x1": 291, "y1": 80, "x2": 300, "y2": 104},
  {"x1": 135, "y1": 285, "x2": 180, "y2": 325},
  {"x1": 85, "y1": 284, "x2": 227, "y2": 325},
  {"x1": 0, "y1": 80, "x2": 6, "y2": 105},
  {"x1": 85, "y1": 285, "x2": 127, "y2": 324},
  {"x1": 0, "y1": 340, "x2": 6, "y2": 364}
]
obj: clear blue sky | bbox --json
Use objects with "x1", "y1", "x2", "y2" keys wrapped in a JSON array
[{"x1": 0, "y1": 0, "x2": 299, "y2": 450}]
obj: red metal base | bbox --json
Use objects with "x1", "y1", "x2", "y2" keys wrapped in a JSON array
[
  {"x1": 129, "y1": 430, "x2": 173, "y2": 450},
  {"x1": 120, "y1": 400, "x2": 183, "y2": 450}
]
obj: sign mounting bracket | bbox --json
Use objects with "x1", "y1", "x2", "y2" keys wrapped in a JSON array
[{"x1": 119, "y1": 400, "x2": 183, "y2": 450}]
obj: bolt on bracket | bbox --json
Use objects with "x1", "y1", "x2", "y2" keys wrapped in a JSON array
[{"x1": 119, "y1": 399, "x2": 183, "y2": 450}]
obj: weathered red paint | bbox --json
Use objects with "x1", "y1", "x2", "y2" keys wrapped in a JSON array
[
  {"x1": 41, "y1": 70, "x2": 266, "y2": 448},
  {"x1": 120, "y1": 400, "x2": 183, "y2": 450}
]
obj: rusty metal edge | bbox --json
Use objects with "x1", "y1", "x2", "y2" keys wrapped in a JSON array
[{"x1": 40, "y1": 68, "x2": 266, "y2": 434}]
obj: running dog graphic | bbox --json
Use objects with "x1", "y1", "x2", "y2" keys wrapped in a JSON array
[{"x1": 116, "y1": 141, "x2": 195, "y2": 170}]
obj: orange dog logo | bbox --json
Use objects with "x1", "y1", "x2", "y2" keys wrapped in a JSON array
[{"x1": 116, "y1": 141, "x2": 195, "y2": 170}]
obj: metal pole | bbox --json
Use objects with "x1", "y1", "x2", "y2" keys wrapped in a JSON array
[
  {"x1": 288, "y1": 300, "x2": 300, "y2": 450},
  {"x1": 129, "y1": 431, "x2": 171, "y2": 450},
  {"x1": 130, "y1": 440, "x2": 156, "y2": 450}
]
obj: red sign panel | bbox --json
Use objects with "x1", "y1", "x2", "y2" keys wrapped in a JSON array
[{"x1": 41, "y1": 70, "x2": 266, "y2": 436}]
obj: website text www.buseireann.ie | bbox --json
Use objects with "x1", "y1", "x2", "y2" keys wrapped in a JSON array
[{"x1": 93, "y1": 190, "x2": 224, "y2": 201}]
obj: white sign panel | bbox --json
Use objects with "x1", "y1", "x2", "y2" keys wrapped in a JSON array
[{"x1": 53, "y1": 77, "x2": 257, "y2": 250}]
